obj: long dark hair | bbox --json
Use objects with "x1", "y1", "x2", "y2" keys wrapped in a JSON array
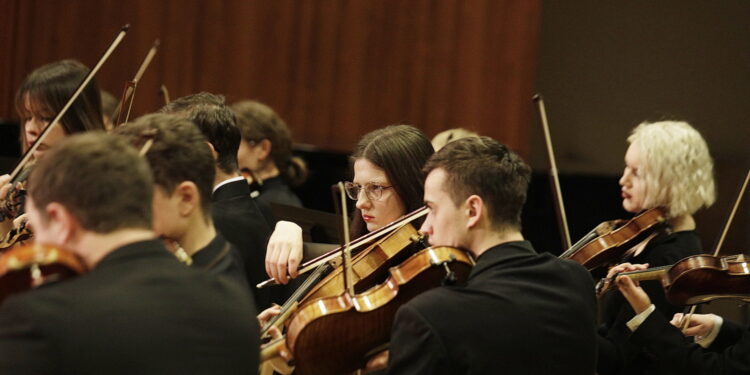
[
  {"x1": 15, "y1": 59, "x2": 105, "y2": 139},
  {"x1": 349, "y1": 124, "x2": 434, "y2": 237}
]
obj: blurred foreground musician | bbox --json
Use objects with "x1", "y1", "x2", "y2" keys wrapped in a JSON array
[
  {"x1": 387, "y1": 137, "x2": 598, "y2": 374},
  {"x1": 0, "y1": 133, "x2": 259, "y2": 374}
]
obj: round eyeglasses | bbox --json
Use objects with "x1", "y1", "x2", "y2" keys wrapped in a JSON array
[{"x1": 343, "y1": 182, "x2": 394, "y2": 201}]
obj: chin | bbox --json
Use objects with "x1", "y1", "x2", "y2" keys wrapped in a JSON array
[{"x1": 365, "y1": 222, "x2": 379, "y2": 232}]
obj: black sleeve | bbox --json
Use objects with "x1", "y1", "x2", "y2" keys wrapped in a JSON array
[
  {"x1": 630, "y1": 310, "x2": 750, "y2": 375},
  {"x1": 0, "y1": 297, "x2": 56, "y2": 374},
  {"x1": 387, "y1": 304, "x2": 449, "y2": 375}
]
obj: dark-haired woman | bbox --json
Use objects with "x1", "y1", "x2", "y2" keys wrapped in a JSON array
[
  {"x1": 0, "y1": 59, "x2": 105, "y2": 246},
  {"x1": 231, "y1": 100, "x2": 307, "y2": 207},
  {"x1": 264, "y1": 124, "x2": 434, "y2": 284}
]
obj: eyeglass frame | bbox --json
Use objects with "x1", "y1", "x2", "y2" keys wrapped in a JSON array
[{"x1": 343, "y1": 181, "x2": 394, "y2": 201}]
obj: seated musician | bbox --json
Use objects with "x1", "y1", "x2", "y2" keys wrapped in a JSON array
[
  {"x1": 0, "y1": 133, "x2": 259, "y2": 373},
  {"x1": 263, "y1": 124, "x2": 434, "y2": 284},
  {"x1": 1, "y1": 59, "x2": 106, "y2": 247},
  {"x1": 387, "y1": 136, "x2": 597, "y2": 374},
  {"x1": 115, "y1": 113, "x2": 249, "y2": 290},
  {"x1": 159, "y1": 92, "x2": 275, "y2": 310},
  {"x1": 598, "y1": 121, "x2": 717, "y2": 375},
  {"x1": 615, "y1": 267, "x2": 750, "y2": 374},
  {"x1": 231, "y1": 100, "x2": 308, "y2": 207}
]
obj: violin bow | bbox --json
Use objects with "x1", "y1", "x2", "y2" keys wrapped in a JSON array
[
  {"x1": 112, "y1": 39, "x2": 160, "y2": 127},
  {"x1": 9, "y1": 25, "x2": 130, "y2": 182},
  {"x1": 256, "y1": 206, "x2": 428, "y2": 288},
  {"x1": 681, "y1": 168, "x2": 749, "y2": 329},
  {"x1": 339, "y1": 181, "x2": 355, "y2": 295},
  {"x1": 533, "y1": 94, "x2": 572, "y2": 250}
]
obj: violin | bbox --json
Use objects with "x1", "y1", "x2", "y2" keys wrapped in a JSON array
[
  {"x1": 596, "y1": 253, "x2": 750, "y2": 305},
  {"x1": 559, "y1": 207, "x2": 668, "y2": 270},
  {"x1": 0, "y1": 243, "x2": 87, "y2": 304},
  {"x1": 1, "y1": 26, "x2": 130, "y2": 251},
  {"x1": 265, "y1": 246, "x2": 474, "y2": 375},
  {"x1": 260, "y1": 209, "x2": 428, "y2": 335}
]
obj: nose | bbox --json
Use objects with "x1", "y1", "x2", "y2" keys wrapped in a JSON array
[
  {"x1": 619, "y1": 168, "x2": 629, "y2": 187},
  {"x1": 419, "y1": 214, "x2": 432, "y2": 236},
  {"x1": 25, "y1": 121, "x2": 39, "y2": 141},
  {"x1": 354, "y1": 189, "x2": 371, "y2": 210}
]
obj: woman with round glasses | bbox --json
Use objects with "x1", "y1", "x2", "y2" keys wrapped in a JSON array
[{"x1": 264, "y1": 124, "x2": 434, "y2": 284}]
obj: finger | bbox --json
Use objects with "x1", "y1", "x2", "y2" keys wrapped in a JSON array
[
  {"x1": 670, "y1": 313, "x2": 684, "y2": 327},
  {"x1": 288, "y1": 243, "x2": 302, "y2": 278},
  {"x1": 265, "y1": 241, "x2": 276, "y2": 279},
  {"x1": 267, "y1": 326, "x2": 282, "y2": 341},
  {"x1": 616, "y1": 275, "x2": 640, "y2": 302},
  {"x1": 682, "y1": 326, "x2": 705, "y2": 337},
  {"x1": 274, "y1": 243, "x2": 290, "y2": 285}
]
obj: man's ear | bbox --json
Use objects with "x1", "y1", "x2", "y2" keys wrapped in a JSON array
[
  {"x1": 464, "y1": 195, "x2": 483, "y2": 229},
  {"x1": 45, "y1": 202, "x2": 80, "y2": 246},
  {"x1": 205, "y1": 141, "x2": 218, "y2": 161},
  {"x1": 257, "y1": 139, "x2": 272, "y2": 161},
  {"x1": 174, "y1": 181, "x2": 201, "y2": 217}
]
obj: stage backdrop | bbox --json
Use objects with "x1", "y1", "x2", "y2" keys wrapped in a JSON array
[{"x1": 0, "y1": 0, "x2": 540, "y2": 154}]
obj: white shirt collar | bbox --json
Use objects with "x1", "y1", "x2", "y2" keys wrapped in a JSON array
[{"x1": 212, "y1": 176, "x2": 246, "y2": 194}]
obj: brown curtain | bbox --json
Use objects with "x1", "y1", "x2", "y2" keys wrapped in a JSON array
[{"x1": 0, "y1": 0, "x2": 540, "y2": 155}]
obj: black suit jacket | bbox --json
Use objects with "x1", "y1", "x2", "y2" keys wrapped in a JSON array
[
  {"x1": 598, "y1": 230, "x2": 702, "y2": 375},
  {"x1": 192, "y1": 232, "x2": 249, "y2": 289},
  {"x1": 0, "y1": 240, "x2": 259, "y2": 374},
  {"x1": 630, "y1": 310, "x2": 750, "y2": 374},
  {"x1": 387, "y1": 241, "x2": 598, "y2": 375},
  {"x1": 212, "y1": 179, "x2": 278, "y2": 310},
  {"x1": 257, "y1": 176, "x2": 303, "y2": 208}
]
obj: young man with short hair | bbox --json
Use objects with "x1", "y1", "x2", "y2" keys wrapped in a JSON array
[
  {"x1": 0, "y1": 132, "x2": 259, "y2": 374},
  {"x1": 161, "y1": 93, "x2": 277, "y2": 309},
  {"x1": 387, "y1": 136, "x2": 597, "y2": 374},
  {"x1": 115, "y1": 113, "x2": 248, "y2": 288}
]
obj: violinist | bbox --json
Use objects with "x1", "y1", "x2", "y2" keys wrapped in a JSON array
[
  {"x1": 231, "y1": 100, "x2": 308, "y2": 207},
  {"x1": 614, "y1": 266, "x2": 750, "y2": 374},
  {"x1": 0, "y1": 133, "x2": 259, "y2": 374},
  {"x1": 160, "y1": 93, "x2": 275, "y2": 310},
  {"x1": 114, "y1": 113, "x2": 250, "y2": 291},
  {"x1": 598, "y1": 120, "x2": 717, "y2": 375},
  {"x1": 264, "y1": 124, "x2": 434, "y2": 285},
  {"x1": 0, "y1": 60, "x2": 105, "y2": 246},
  {"x1": 387, "y1": 136, "x2": 597, "y2": 374}
]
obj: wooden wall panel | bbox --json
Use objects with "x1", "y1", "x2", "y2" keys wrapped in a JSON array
[{"x1": 0, "y1": 0, "x2": 540, "y2": 154}]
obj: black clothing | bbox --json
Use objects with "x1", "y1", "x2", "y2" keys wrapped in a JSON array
[
  {"x1": 257, "y1": 175, "x2": 303, "y2": 208},
  {"x1": 597, "y1": 230, "x2": 703, "y2": 375},
  {"x1": 630, "y1": 310, "x2": 750, "y2": 374},
  {"x1": 0, "y1": 239, "x2": 259, "y2": 374},
  {"x1": 212, "y1": 179, "x2": 277, "y2": 310},
  {"x1": 387, "y1": 241, "x2": 598, "y2": 375},
  {"x1": 192, "y1": 232, "x2": 249, "y2": 289}
]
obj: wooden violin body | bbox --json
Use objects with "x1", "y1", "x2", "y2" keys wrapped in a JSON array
[
  {"x1": 0, "y1": 243, "x2": 87, "y2": 303},
  {"x1": 284, "y1": 246, "x2": 473, "y2": 375},
  {"x1": 301, "y1": 222, "x2": 424, "y2": 302},
  {"x1": 599, "y1": 254, "x2": 750, "y2": 305},
  {"x1": 560, "y1": 207, "x2": 667, "y2": 270}
]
